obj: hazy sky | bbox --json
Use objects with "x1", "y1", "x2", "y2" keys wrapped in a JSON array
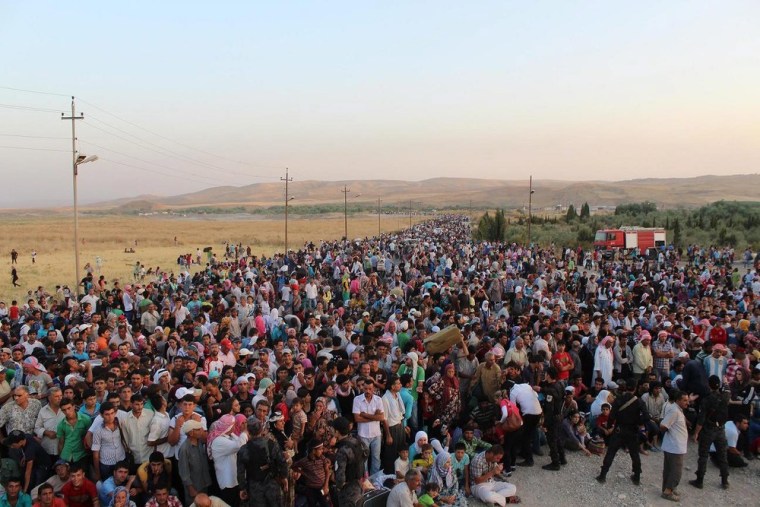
[{"x1": 2, "y1": 1, "x2": 760, "y2": 207}]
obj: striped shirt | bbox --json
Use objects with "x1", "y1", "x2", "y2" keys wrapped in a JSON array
[{"x1": 92, "y1": 423, "x2": 126, "y2": 465}]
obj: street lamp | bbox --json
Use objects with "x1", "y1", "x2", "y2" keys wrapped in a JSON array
[
  {"x1": 527, "y1": 175, "x2": 535, "y2": 246},
  {"x1": 73, "y1": 154, "x2": 98, "y2": 297}
]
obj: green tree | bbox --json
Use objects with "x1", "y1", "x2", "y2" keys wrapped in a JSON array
[
  {"x1": 476, "y1": 209, "x2": 507, "y2": 241},
  {"x1": 566, "y1": 205, "x2": 578, "y2": 223},
  {"x1": 580, "y1": 202, "x2": 590, "y2": 220}
]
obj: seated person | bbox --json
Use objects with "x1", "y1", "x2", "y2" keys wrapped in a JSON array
[
  {"x1": 135, "y1": 452, "x2": 173, "y2": 504},
  {"x1": 593, "y1": 403, "x2": 614, "y2": 444},
  {"x1": 412, "y1": 444, "x2": 434, "y2": 475},
  {"x1": 33, "y1": 483, "x2": 66, "y2": 507},
  {"x1": 451, "y1": 442, "x2": 470, "y2": 490},
  {"x1": 459, "y1": 424, "x2": 492, "y2": 460},
  {"x1": 711, "y1": 415, "x2": 750, "y2": 468},
  {"x1": 31, "y1": 460, "x2": 70, "y2": 502},
  {"x1": 418, "y1": 482, "x2": 440, "y2": 507}
]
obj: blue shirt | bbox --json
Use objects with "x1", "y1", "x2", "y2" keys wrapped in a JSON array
[{"x1": 400, "y1": 388, "x2": 414, "y2": 427}]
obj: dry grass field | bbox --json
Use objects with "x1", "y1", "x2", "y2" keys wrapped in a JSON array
[{"x1": 1, "y1": 212, "x2": 427, "y2": 299}]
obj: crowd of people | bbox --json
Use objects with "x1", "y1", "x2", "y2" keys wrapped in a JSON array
[{"x1": 0, "y1": 213, "x2": 759, "y2": 507}]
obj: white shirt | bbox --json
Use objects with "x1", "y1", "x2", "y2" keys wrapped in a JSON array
[
  {"x1": 352, "y1": 394, "x2": 384, "y2": 438},
  {"x1": 386, "y1": 481, "x2": 417, "y2": 507},
  {"x1": 120, "y1": 409, "x2": 155, "y2": 464},
  {"x1": 510, "y1": 383, "x2": 542, "y2": 416},
  {"x1": 382, "y1": 390, "x2": 405, "y2": 427},
  {"x1": 711, "y1": 421, "x2": 739, "y2": 452},
  {"x1": 34, "y1": 404, "x2": 65, "y2": 455},
  {"x1": 661, "y1": 402, "x2": 688, "y2": 455},
  {"x1": 147, "y1": 410, "x2": 171, "y2": 457},
  {"x1": 211, "y1": 433, "x2": 246, "y2": 489}
]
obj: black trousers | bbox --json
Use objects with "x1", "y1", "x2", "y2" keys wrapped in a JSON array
[
  {"x1": 546, "y1": 416, "x2": 565, "y2": 465},
  {"x1": 382, "y1": 423, "x2": 406, "y2": 474},
  {"x1": 503, "y1": 427, "x2": 523, "y2": 467},
  {"x1": 697, "y1": 427, "x2": 728, "y2": 480},
  {"x1": 601, "y1": 428, "x2": 641, "y2": 476},
  {"x1": 520, "y1": 414, "x2": 541, "y2": 464}
]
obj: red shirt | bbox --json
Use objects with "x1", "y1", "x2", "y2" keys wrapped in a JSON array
[
  {"x1": 709, "y1": 326, "x2": 727, "y2": 346},
  {"x1": 61, "y1": 479, "x2": 97, "y2": 507},
  {"x1": 551, "y1": 351, "x2": 573, "y2": 380}
]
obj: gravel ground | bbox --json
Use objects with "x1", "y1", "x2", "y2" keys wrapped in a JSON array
[{"x1": 466, "y1": 445, "x2": 759, "y2": 506}]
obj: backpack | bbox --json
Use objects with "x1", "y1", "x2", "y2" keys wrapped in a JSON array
[{"x1": 501, "y1": 399, "x2": 523, "y2": 433}]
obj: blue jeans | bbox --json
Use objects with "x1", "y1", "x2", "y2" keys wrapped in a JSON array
[{"x1": 360, "y1": 435, "x2": 382, "y2": 476}]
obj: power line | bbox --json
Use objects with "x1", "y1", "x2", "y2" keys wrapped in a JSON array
[
  {"x1": 97, "y1": 156, "x2": 236, "y2": 189},
  {"x1": 0, "y1": 85, "x2": 70, "y2": 97},
  {"x1": 0, "y1": 103, "x2": 60, "y2": 113},
  {"x1": 78, "y1": 98, "x2": 284, "y2": 171},
  {"x1": 0, "y1": 145, "x2": 68, "y2": 152},
  {"x1": 0, "y1": 133, "x2": 68, "y2": 140},
  {"x1": 78, "y1": 140, "x2": 240, "y2": 187},
  {"x1": 82, "y1": 115, "x2": 279, "y2": 180}
]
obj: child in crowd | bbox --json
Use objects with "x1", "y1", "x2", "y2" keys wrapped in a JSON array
[
  {"x1": 418, "y1": 482, "x2": 441, "y2": 507},
  {"x1": 412, "y1": 443, "x2": 434, "y2": 474},
  {"x1": 594, "y1": 403, "x2": 614, "y2": 444},
  {"x1": 395, "y1": 448, "x2": 410, "y2": 482},
  {"x1": 289, "y1": 397, "x2": 307, "y2": 453},
  {"x1": 451, "y1": 442, "x2": 470, "y2": 491}
]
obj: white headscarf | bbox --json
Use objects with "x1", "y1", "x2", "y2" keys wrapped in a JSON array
[
  {"x1": 591, "y1": 390, "x2": 611, "y2": 417},
  {"x1": 406, "y1": 352, "x2": 419, "y2": 377}
]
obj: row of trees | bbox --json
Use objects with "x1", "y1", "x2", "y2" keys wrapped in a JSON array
[{"x1": 474, "y1": 200, "x2": 760, "y2": 248}]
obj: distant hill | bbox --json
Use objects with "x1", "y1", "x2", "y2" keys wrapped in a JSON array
[{"x1": 83, "y1": 173, "x2": 760, "y2": 212}]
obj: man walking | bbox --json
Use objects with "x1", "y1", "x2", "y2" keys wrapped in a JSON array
[
  {"x1": 596, "y1": 379, "x2": 650, "y2": 485},
  {"x1": 690, "y1": 375, "x2": 730, "y2": 490}
]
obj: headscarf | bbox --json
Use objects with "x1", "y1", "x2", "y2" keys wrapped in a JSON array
[
  {"x1": 108, "y1": 486, "x2": 131, "y2": 507},
  {"x1": 411, "y1": 430, "x2": 428, "y2": 457},
  {"x1": 257, "y1": 377, "x2": 274, "y2": 396},
  {"x1": 428, "y1": 451, "x2": 456, "y2": 490},
  {"x1": 442, "y1": 362, "x2": 459, "y2": 394},
  {"x1": 590, "y1": 390, "x2": 611, "y2": 417},
  {"x1": 406, "y1": 352, "x2": 419, "y2": 377},
  {"x1": 206, "y1": 414, "x2": 235, "y2": 459},
  {"x1": 233, "y1": 414, "x2": 247, "y2": 436}
]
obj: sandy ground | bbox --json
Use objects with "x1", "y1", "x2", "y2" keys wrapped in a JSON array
[{"x1": 467, "y1": 444, "x2": 759, "y2": 506}]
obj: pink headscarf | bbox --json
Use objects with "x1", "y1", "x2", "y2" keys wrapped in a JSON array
[
  {"x1": 206, "y1": 414, "x2": 236, "y2": 458},
  {"x1": 233, "y1": 414, "x2": 247, "y2": 436}
]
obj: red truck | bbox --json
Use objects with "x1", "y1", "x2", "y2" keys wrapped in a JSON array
[{"x1": 594, "y1": 227, "x2": 666, "y2": 256}]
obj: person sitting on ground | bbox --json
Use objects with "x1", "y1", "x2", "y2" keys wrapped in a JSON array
[
  {"x1": 711, "y1": 414, "x2": 750, "y2": 468},
  {"x1": 418, "y1": 482, "x2": 440, "y2": 507}
]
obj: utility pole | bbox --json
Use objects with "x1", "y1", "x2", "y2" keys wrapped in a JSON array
[
  {"x1": 62, "y1": 97, "x2": 84, "y2": 298},
  {"x1": 281, "y1": 168, "x2": 293, "y2": 253},
  {"x1": 409, "y1": 200, "x2": 413, "y2": 229},
  {"x1": 528, "y1": 175, "x2": 535, "y2": 246},
  {"x1": 377, "y1": 198, "x2": 382, "y2": 236},
  {"x1": 341, "y1": 186, "x2": 350, "y2": 240}
]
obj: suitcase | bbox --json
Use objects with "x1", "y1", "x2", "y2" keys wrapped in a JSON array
[{"x1": 361, "y1": 487, "x2": 390, "y2": 507}]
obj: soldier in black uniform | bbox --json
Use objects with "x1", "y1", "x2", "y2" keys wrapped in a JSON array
[
  {"x1": 541, "y1": 366, "x2": 566, "y2": 471},
  {"x1": 237, "y1": 417, "x2": 289, "y2": 507},
  {"x1": 596, "y1": 379, "x2": 650, "y2": 485},
  {"x1": 332, "y1": 416, "x2": 368, "y2": 507},
  {"x1": 689, "y1": 375, "x2": 730, "y2": 490}
]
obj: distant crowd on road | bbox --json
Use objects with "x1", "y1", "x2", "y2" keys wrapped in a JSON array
[{"x1": 0, "y1": 214, "x2": 759, "y2": 507}]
